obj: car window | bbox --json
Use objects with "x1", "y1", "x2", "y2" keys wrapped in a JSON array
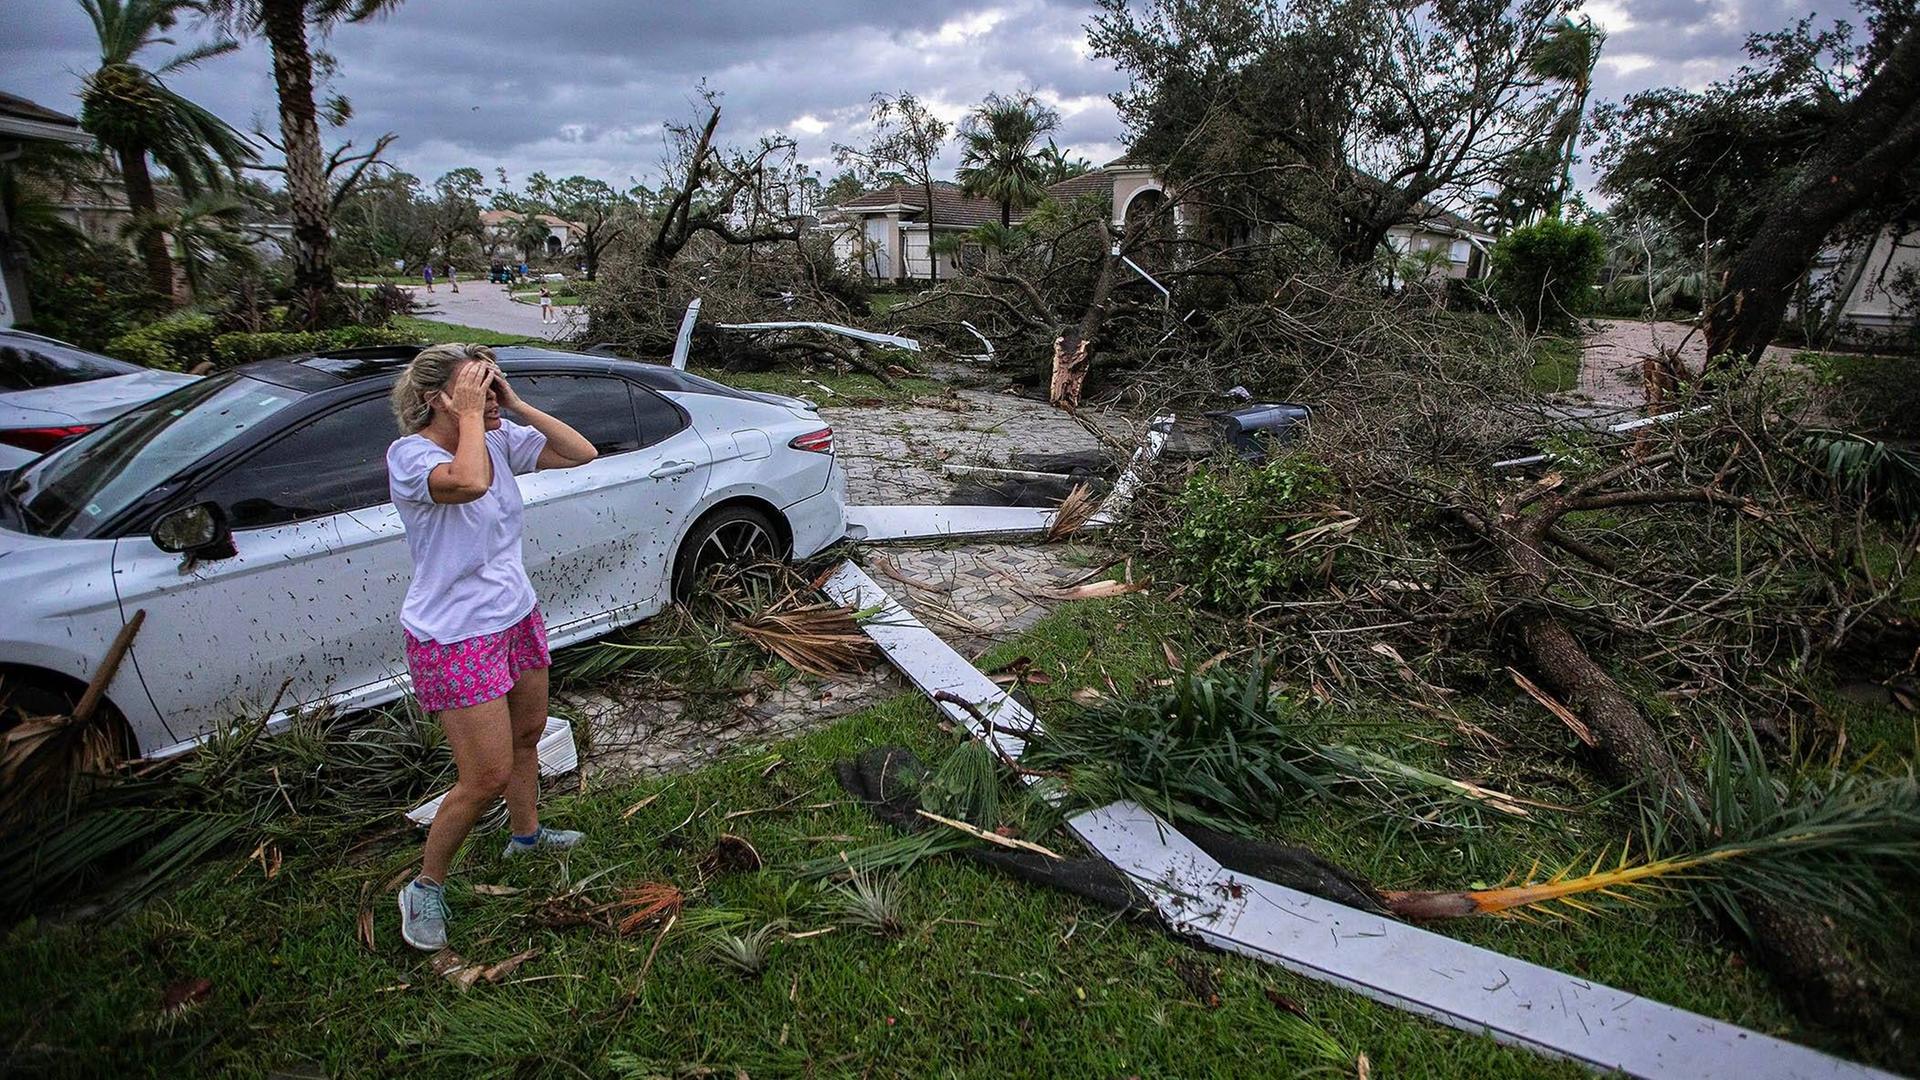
[
  {"x1": 0, "y1": 339, "x2": 142, "y2": 391},
  {"x1": 633, "y1": 386, "x2": 687, "y2": 448},
  {"x1": 6, "y1": 374, "x2": 301, "y2": 538},
  {"x1": 194, "y1": 395, "x2": 396, "y2": 529},
  {"x1": 513, "y1": 373, "x2": 640, "y2": 454}
]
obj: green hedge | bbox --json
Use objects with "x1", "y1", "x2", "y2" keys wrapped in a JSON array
[
  {"x1": 104, "y1": 313, "x2": 219, "y2": 371},
  {"x1": 210, "y1": 325, "x2": 412, "y2": 368},
  {"x1": 106, "y1": 317, "x2": 414, "y2": 371}
]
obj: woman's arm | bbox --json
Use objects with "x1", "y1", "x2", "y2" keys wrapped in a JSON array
[
  {"x1": 493, "y1": 372, "x2": 598, "y2": 469},
  {"x1": 426, "y1": 363, "x2": 495, "y2": 503}
]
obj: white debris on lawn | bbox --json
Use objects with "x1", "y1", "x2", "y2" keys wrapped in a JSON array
[
  {"x1": 844, "y1": 413, "x2": 1175, "y2": 543},
  {"x1": 824, "y1": 557, "x2": 1892, "y2": 1080}
]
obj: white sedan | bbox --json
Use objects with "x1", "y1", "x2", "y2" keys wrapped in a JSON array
[{"x1": 0, "y1": 345, "x2": 845, "y2": 758}]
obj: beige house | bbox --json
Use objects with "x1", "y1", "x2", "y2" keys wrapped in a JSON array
[
  {"x1": 481, "y1": 209, "x2": 584, "y2": 260},
  {"x1": 831, "y1": 157, "x2": 1492, "y2": 283}
]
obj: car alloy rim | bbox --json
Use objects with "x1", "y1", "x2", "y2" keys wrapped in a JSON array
[{"x1": 698, "y1": 518, "x2": 773, "y2": 572}]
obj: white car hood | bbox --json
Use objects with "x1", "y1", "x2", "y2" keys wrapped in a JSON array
[{"x1": 3, "y1": 369, "x2": 198, "y2": 425}]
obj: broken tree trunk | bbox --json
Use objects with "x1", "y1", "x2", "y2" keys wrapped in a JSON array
[
  {"x1": 1703, "y1": 21, "x2": 1920, "y2": 369},
  {"x1": 1484, "y1": 495, "x2": 1901, "y2": 1038},
  {"x1": 1049, "y1": 247, "x2": 1122, "y2": 409}
]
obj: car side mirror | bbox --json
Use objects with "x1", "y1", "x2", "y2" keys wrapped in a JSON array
[{"x1": 152, "y1": 502, "x2": 235, "y2": 559}]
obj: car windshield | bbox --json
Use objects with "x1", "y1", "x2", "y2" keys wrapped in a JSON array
[
  {"x1": 0, "y1": 337, "x2": 143, "y2": 391},
  {"x1": 5, "y1": 374, "x2": 302, "y2": 538}
]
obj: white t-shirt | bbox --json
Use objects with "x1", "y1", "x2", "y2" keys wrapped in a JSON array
[{"x1": 386, "y1": 419, "x2": 548, "y2": 644}]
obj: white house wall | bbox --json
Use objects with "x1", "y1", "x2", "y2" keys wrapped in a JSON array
[
  {"x1": 900, "y1": 227, "x2": 965, "y2": 280},
  {"x1": 1842, "y1": 227, "x2": 1919, "y2": 329},
  {"x1": 864, "y1": 216, "x2": 893, "y2": 280}
]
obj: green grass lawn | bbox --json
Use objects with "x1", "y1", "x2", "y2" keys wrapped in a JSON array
[
  {"x1": 388, "y1": 316, "x2": 546, "y2": 348},
  {"x1": 695, "y1": 365, "x2": 947, "y2": 406},
  {"x1": 4, "y1": 585, "x2": 1889, "y2": 1077},
  {"x1": 1528, "y1": 334, "x2": 1583, "y2": 393},
  {"x1": 868, "y1": 290, "x2": 914, "y2": 316}
]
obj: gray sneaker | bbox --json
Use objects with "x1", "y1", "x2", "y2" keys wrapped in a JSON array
[
  {"x1": 398, "y1": 878, "x2": 449, "y2": 951},
  {"x1": 502, "y1": 825, "x2": 584, "y2": 858}
]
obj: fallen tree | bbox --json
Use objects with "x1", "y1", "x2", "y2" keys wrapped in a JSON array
[{"x1": 1091, "y1": 265, "x2": 1919, "y2": 1046}]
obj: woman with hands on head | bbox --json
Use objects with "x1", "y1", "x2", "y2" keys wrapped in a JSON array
[{"x1": 384, "y1": 343, "x2": 598, "y2": 951}]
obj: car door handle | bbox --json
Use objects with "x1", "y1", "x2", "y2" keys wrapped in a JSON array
[{"x1": 649, "y1": 461, "x2": 696, "y2": 478}]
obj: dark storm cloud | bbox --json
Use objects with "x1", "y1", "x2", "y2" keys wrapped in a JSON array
[
  {"x1": 0, "y1": 0, "x2": 1856, "y2": 200},
  {"x1": 1, "y1": 0, "x2": 1121, "y2": 188}
]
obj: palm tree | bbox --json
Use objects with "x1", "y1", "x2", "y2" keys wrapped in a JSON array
[
  {"x1": 956, "y1": 92, "x2": 1061, "y2": 228},
  {"x1": 77, "y1": 0, "x2": 256, "y2": 299},
  {"x1": 1033, "y1": 139, "x2": 1092, "y2": 185},
  {"x1": 515, "y1": 215, "x2": 552, "y2": 264},
  {"x1": 204, "y1": 0, "x2": 402, "y2": 309},
  {"x1": 1527, "y1": 16, "x2": 1605, "y2": 216},
  {"x1": 127, "y1": 191, "x2": 257, "y2": 297}
]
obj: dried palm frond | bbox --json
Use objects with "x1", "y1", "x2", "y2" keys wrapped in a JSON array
[
  {"x1": 0, "y1": 613, "x2": 145, "y2": 828},
  {"x1": 614, "y1": 882, "x2": 687, "y2": 936},
  {"x1": 729, "y1": 593, "x2": 876, "y2": 678},
  {"x1": 1046, "y1": 483, "x2": 1102, "y2": 541},
  {"x1": 0, "y1": 709, "x2": 126, "y2": 827}
]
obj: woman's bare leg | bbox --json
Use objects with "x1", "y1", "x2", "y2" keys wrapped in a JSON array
[
  {"x1": 421, "y1": 696, "x2": 514, "y2": 882},
  {"x1": 502, "y1": 666, "x2": 551, "y2": 836}
]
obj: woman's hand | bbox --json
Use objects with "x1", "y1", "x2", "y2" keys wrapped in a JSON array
[
  {"x1": 489, "y1": 368, "x2": 526, "y2": 411},
  {"x1": 434, "y1": 362, "x2": 492, "y2": 421}
]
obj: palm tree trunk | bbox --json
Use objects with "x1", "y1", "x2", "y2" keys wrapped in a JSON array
[
  {"x1": 923, "y1": 176, "x2": 939, "y2": 285},
  {"x1": 1001, "y1": 199, "x2": 1011, "y2": 229},
  {"x1": 1551, "y1": 85, "x2": 1589, "y2": 217},
  {"x1": 116, "y1": 144, "x2": 175, "y2": 301},
  {"x1": 261, "y1": 0, "x2": 336, "y2": 311}
]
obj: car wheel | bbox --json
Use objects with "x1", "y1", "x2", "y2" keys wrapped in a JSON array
[{"x1": 671, "y1": 504, "x2": 785, "y2": 602}]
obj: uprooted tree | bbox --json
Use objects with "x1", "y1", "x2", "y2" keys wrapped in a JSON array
[{"x1": 1081, "y1": 255, "x2": 1920, "y2": 1043}]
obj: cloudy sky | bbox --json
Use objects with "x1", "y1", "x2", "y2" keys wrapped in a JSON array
[{"x1": 1, "y1": 0, "x2": 1847, "y2": 198}]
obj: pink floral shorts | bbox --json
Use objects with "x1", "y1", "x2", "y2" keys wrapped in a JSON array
[{"x1": 404, "y1": 606, "x2": 551, "y2": 712}]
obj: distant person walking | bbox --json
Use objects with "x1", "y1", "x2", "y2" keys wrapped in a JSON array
[
  {"x1": 447, "y1": 264, "x2": 460, "y2": 294},
  {"x1": 386, "y1": 344, "x2": 598, "y2": 952},
  {"x1": 539, "y1": 286, "x2": 554, "y2": 325},
  {"x1": 422, "y1": 263, "x2": 435, "y2": 293}
]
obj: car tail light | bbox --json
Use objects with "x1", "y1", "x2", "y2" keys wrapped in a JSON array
[
  {"x1": 789, "y1": 427, "x2": 833, "y2": 454},
  {"x1": 0, "y1": 425, "x2": 94, "y2": 453}
]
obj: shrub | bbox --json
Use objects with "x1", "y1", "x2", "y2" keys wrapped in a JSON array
[
  {"x1": 1165, "y1": 455, "x2": 1341, "y2": 610},
  {"x1": 20, "y1": 240, "x2": 167, "y2": 350},
  {"x1": 104, "y1": 313, "x2": 219, "y2": 371},
  {"x1": 211, "y1": 325, "x2": 413, "y2": 369},
  {"x1": 1488, "y1": 218, "x2": 1605, "y2": 332}
]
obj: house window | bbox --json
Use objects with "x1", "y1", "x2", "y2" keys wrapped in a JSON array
[{"x1": 1450, "y1": 240, "x2": 1470, "y2": 263}]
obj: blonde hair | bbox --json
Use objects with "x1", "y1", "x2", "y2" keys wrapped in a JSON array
[{"x1": 390, "y1": 343, "x2": 497, "y2": 432}]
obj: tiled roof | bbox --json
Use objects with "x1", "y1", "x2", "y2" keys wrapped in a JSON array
[
  {"x1": 480, "y1": 209, "x2": 584, "y2": 233},
  {"x1": 0, "y1": 92, "x2": 82, "y2": 128},
  {"x1": 838, "y1": 181, "x2": 1004, "y2": 228},
  {"x1": 1042, "y1": 170, "x2": 1113, "y2": 202},
  {"x1": 840, "y1": 171, "x2": 1120, "y2": 227}
]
